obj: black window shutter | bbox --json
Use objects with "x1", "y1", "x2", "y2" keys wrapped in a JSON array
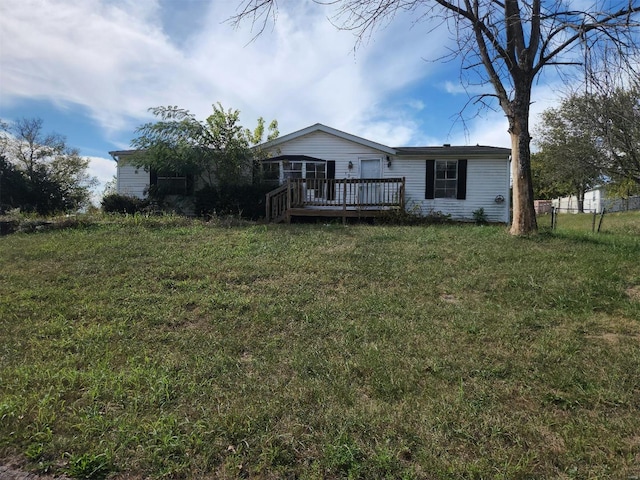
[
  {"x1": 327, "y1": 160, "x2": 336, "y2": 201},
  {"x1": 457, "y1": 159, "x2": 467, "y2": 200},
  {"x1": 150, "y1": 169, "x2": 158, "y2": 186},
  {"x1": 425, "y1": 160, "x2": 435, "y2": 199},
  {"x1": 327, "y1": 160, "x2": 335, "y2": 179}
]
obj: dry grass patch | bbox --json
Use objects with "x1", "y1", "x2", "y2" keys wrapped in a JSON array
[{"x1": 626, "y1": 285, "x2": 640, "y2": 301}]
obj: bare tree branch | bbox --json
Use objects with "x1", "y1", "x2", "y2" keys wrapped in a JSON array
[
  {"x1": 227, "y1": 0, "x2": 279, "y2": 43},
  {"x1": 229, "y1": 0, "x2": 640, "y2": 234}
]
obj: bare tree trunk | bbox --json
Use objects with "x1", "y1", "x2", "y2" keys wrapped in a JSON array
[
  {"x1": 508, "y1": 93, "x2": 537, "y2": 235},
  {"x1": 577, "y1": 188, "x2": 585, "y2": 213}
]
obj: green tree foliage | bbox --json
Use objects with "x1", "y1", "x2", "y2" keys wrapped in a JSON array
[
  {"x1": 130, "y1": 103, "x2": 278, "y2": 187},
  {"x1": 534, "y1": 86, "x2": 640, "y2": 209},
  {"x1": 102, "y1": 176, "x2": 117, "y2": 196},
  {"x1": 606, "y1": 177, "x2": 640, "y2": 200},
  {"x1": 0, "y1": 118, "x2": 97, "y2": 214},
  {"x1": 530, "y1": 154, "x2": 553, "y2": 200},
  {"x1": 584, "y1": 84, "x2": 640, "y2": 186},
  {"x1": 533, "y1": 96, "x2": 602, "y2": 210},
  {"x1": 0, "y1": 155, "x2": 32, "y2": 210}
]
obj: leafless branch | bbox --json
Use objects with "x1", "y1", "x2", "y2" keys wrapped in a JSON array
[{"x1": 227, "y1": 0, "x2": 279, "y2": 43}]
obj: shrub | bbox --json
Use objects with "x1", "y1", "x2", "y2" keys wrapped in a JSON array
[
  {"x1": 472, "y1": 207, "x2": 488, "y2": 224},
  {"x1": 101, "y1": 193, "x2": 149, "y2": 214},
  {"x1": 194, "y1": 184, "x2": 274, "y2": 220},
  {"x1": 377, "y1": 205, "x2": 452, "y2": 225}
]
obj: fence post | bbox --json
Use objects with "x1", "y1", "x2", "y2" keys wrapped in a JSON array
[
  {"x1": 592, "y1": 210, "x2": 597, "y2": 233},
  {"x1": 597, "y1": 208, "x2": 606, "y2": 233}
]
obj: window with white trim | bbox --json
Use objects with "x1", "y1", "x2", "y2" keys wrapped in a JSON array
[
  {"x1": 434, "y1": 160, "x2": 458, "y2": 198},
  {"x1": 305, "y1": 162, "x2": 326, "y2": 180},
  {"x1": 262, "y1": 158, "x2": 327, "y2": 184},
  {"x1": 283, "y1": 161, "x2": 303, "y2": 179}
]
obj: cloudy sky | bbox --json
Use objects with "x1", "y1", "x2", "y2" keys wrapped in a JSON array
[{"x1": 1, "y1": 0, "x2": 565, "y2": 200}]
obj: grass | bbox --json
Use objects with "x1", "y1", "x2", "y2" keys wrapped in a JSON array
[
  {"x1": 1, "y1": 213, "x2": 639, "y2": 478},
  {"x1": 537, "y1": 209, "x2": 640, "y2": 236}
]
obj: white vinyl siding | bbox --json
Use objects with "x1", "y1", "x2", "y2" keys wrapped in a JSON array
[
  {"x1": 117, "y1": 164, "x2": 149, "y2": 199},
  {"x1": 396, "y1": 157, "x2": 510, "y2": 223},
  {"x1": 266, "y1": 130, "x2": 510, "y2": 223},
  {"x1": 267, "y1": 131, "x2": 389, "y2": 180}
]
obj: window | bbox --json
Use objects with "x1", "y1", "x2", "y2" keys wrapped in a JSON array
[
  {"x1": 425, "y1": 159, "x2": 467, "y2": 200},
  {"x1": 261, "y1": 157, "x2": 331, "y2": 190},
  {"x1": 151, "y1": 170, "x2": 189, "y2": 195},
  {"x1": 261, "y1": 162, "x2": 280, "y2": 184},
  {"x1": 305, "y1": 162, "x2": 326, "y2": 180},
  {"x1": 262, "y1": 159, "x2": 327, "y2": 182},
  {"x1": 435, "y1": 160, "x2": 458, "y2": 198},
  {"x1": 283, "y1": 161, "x2": 303, "y2": 179}
]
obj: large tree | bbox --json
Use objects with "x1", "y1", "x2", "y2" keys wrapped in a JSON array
[
  {"x1": 130, "y1": 103, "x2": 279, "y2": 188},
  {"x1": 534, "y1": 86, "x2": 640, "y2": 208},
  {"x1": 0, "y1": 118, "x2": 96, "y2": 214},
  {"x1": 533, "y1": 95, "x2": 602, "y2": 211},
  {"x1": 231, "y1": 0, "x2": 640, "y2": 234},
  {"x1": 585, "y1": 83, "x2": 640, "y2": 186}
]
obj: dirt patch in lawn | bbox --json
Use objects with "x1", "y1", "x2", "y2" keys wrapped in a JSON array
[{"x1": 626, "y1": 285, "x2": 640, "y2": 302}]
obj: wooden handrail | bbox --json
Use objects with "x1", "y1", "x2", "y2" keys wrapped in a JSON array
[
  {"x1": 265, "y1": 177, "x2": 406, "y2": 222},
  {"x1": 265, "y1": 183, "x2": 290, "y2": 222}
]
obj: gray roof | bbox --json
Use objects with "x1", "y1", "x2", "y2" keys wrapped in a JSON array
[
  {"x1": 394, "y1": 145, "x2": 511, "y2": 157},
  {"x1": 259, "y1": 124, "x2": 511, "y2": 157},
  {"x1": 109, "y1": 126, "x2": 512, "y2": 160},
  {"x1": 108, "y1": 149, "x2": 138, "y2": 160}
]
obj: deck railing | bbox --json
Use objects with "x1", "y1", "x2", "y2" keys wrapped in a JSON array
[
  {"x1": 265, "y1": 183, "x2": 290, "y2": 223},
  {"x1": 266, "y1": 177, "x2": 405, "y2": 222}
]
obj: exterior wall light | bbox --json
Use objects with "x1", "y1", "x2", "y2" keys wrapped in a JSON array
[
  {"x1": 387, "y1": 155, "x2": 392, "y2": 168},
  {"x1": 348, "y1": 161, "x2": 354, "y2": 170}
]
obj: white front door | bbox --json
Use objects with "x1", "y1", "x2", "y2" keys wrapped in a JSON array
[
  {"x1": 359, "y1": 158, "x2": 382, "y2": 204},
  {"x1": 360, "y1": 158, "x2": 382, "y2": 179}
]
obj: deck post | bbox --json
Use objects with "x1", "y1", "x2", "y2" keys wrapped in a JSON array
[
  {"x1": 342, "y1": 181, "x2": 348, "y2": 224},
  {"x1": 286, "y1": 178, "x2": 292, "y2": 223},
  {"x1": 265, "y1": 192, "x2": 271, "y2": 222}
]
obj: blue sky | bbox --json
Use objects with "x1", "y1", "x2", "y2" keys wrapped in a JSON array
[{"x1": 1, "y1": 0, "x2": 563, "y2": 201}]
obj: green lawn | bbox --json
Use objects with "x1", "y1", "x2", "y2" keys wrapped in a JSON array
[{"x1": 1, "y1": 214, "x2": 639, "y2": 479}]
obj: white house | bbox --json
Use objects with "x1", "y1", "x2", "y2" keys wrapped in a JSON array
[
  {"x1": 110, "y1": 123, "x2": 512, "y2": 223},
  {"x1": 553, "y1": 185, "x2": 640, "y2": 213}
]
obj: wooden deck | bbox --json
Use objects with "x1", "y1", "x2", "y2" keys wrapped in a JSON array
[{"x1": 265, "y1": 178, "x2": 405, "y2": 223}]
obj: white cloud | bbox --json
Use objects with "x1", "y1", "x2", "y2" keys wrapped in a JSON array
[
  {"x1": 88, "y1": 155, "x2": 117, "y2": 185},
  {"x1": 0, "y1": 0, "x2": 571, "y2": 155},
  {"x1": 0, "y1": 0, "x2": 455, "y2": 149},
  {"x1": 86, "y1": 155, "x2": 117, "y2": 205},
  {"x1": 407, "y1": 100, "x2": 426, "y2": 111}
]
